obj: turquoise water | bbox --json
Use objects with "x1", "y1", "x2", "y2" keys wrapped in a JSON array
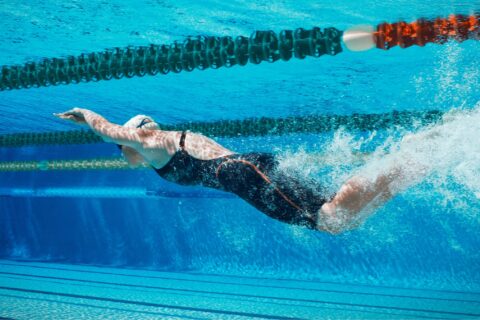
[{"x1": 1, "y1": 1, "x2": 480, "y2": 319}]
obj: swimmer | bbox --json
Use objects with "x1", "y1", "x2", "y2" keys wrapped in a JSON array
[{"x1": 55, "y1": 108, "x2": 422, "y2": 234}]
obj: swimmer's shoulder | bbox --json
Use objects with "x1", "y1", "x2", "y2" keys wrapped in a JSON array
[{"x1": 141, "y1": 130, "x2": 180, "y2": 152}]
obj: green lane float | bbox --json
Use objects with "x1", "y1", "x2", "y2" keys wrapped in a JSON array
[
  {"x1": 0, "y1": 158, "x2": 149, "y2": 172},
  {"x1": 1, "y1": 14, "x2": 478, "y2": 91},
  {"x1": 0, "y1": 110, "x2": 444, "y2": 148},
  {"x1": 0, "y1": 27, "x2": 342, "y2": 90},
  {"x1": 0, "y1": 154, "x2": 367, "y2": 172}
]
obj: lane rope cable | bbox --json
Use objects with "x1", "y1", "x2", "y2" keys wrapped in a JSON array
[
  {"x1": 0, "y1": 14, "x2": 478, "y2": 91},
  {"x1": 0, "y1": 153, "x2": 369, "y2": 172},
  {"x1": 0, "y1": 110, "x2": 444, "y2": 148},
  {"x1": 0, "y1": 157, "x2": 146, "y2": 172}
]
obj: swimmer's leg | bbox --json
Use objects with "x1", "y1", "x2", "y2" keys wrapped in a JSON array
[
  {"x1": 317, "y1": 114, "x2": 461, "y2": 234},
  {"x1": 318, "y1": 174, "x2": 394, "y2": 234},
  {"x1": 316, "y1": 122, "x2": 449, "y2": 234},
  {"x1": 318, "y1": 162, "x2": 426, "y2": 234}
]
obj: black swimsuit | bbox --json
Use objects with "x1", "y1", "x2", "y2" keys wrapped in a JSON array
[{"x1": 147, "y1": 131, "x2": 329, "y2": 230}]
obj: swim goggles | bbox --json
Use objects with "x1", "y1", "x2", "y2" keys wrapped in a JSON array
[{"x1": 136, "y1": 118, "x2": 153, "y2": 128}]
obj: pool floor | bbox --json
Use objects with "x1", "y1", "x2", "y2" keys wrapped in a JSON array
[{"x1": 0, "y1": 260, "x2": 478, "y2": 319}]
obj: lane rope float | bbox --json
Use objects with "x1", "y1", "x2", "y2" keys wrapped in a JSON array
[
  {"x1": 0, "y1": 27, "x2": 342, "y2": 91},
  {"x1": 0, "y1": 157, "x2": 146, "y2": 172},
  {"x1": 0, "y1": 14, "x2": 478, "y2": 91},
  {"x1": 0, "y1": 110, "x2": 444, "y2": 148},
  {"x1": 0, "y1": 152, "x2": 369, "y2": 172}
]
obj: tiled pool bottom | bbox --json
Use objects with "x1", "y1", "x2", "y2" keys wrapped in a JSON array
[{"x1": 0, "y1": 260, "x2": 478, "y2": 319}]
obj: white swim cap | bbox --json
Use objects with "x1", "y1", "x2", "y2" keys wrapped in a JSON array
[{"x1": 124, "y1": 114, "x2": 160, "y2": 130}]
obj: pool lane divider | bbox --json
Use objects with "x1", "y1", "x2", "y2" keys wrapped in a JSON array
[
  {"x1": 0, "y1": 110, "x2": 444, "y2": 148},
  {"x1": 0, "y1": 14, "x2": 478, "y2": 91},
  {"x1": 0, "y1": 151, "x2": 368, "y2": 172},
  {"x1": 0, "y1": 157, "x2": 142, "y2": 172}
]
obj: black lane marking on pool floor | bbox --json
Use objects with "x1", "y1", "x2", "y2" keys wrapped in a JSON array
[
  {"x1": 0, "y1": 286, "x2": 303, "y2": 320},
  {"x1": 186, "y1": 271, "x2": 480, "y2": 296},
  {"x1": 1, "y1": 270, "x2": 478, "y2": 307},
  {"x1": 0, "y1": 275, "x2": 459, "y2": 320},
  {"x1": 0, "y1": 275, "x2": 478, "y2": 318},
  {"x1": 10, "y1": 259, "x2": 480, "y2": 295},
  {"x1": 4, "y1": 260, "x2": 474, "y2": 297},
  {"x1": 3, "y1": 274, "x2": 459, "y2": 320},
  {"x1": 0, "y1": 293, "x2": 206, "y2": 320},
  {"x1": 0, "y1": 292, "x2": 450, "y2": 320},
  {"x1": 1, "y1": 274, "x2": 344, "y2": 313},
  {"x1": 1, "y1": 262, "x2": 477, "y2": 303}
]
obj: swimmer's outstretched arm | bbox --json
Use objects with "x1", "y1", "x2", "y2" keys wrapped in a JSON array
[
  {"x1": 54, "y1": 108, "x2": 178, "y2": 154},
  {"x1": 55, "y1": 107, "x2": 147, "y2": 148},
  {"x1": 55, "y1": 108, "x2": 233, "y2": 160}
]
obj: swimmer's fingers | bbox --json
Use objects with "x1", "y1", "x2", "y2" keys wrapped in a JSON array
[
  {"x1": 54, "y1": 113, "x2": 76, "y2": 121},
  {"x1": 54, "y1": 111, "x2": 87, "y2": 124},
  {"x1": 55, "y1": 107, "x2": 86, "y2": 117}
]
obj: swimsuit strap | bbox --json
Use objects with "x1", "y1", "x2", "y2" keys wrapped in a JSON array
[{"x1": 179, "y1": 131, "x2": 187, "y2": 150}]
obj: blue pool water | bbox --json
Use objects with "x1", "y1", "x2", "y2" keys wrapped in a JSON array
[{"x1": 1, "y1": 1, "x2": 480, "y2": 319}]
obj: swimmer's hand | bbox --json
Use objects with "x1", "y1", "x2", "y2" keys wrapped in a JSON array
[{"x1": 54, "y1": 108, "x2": 87, "y2": 125}]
